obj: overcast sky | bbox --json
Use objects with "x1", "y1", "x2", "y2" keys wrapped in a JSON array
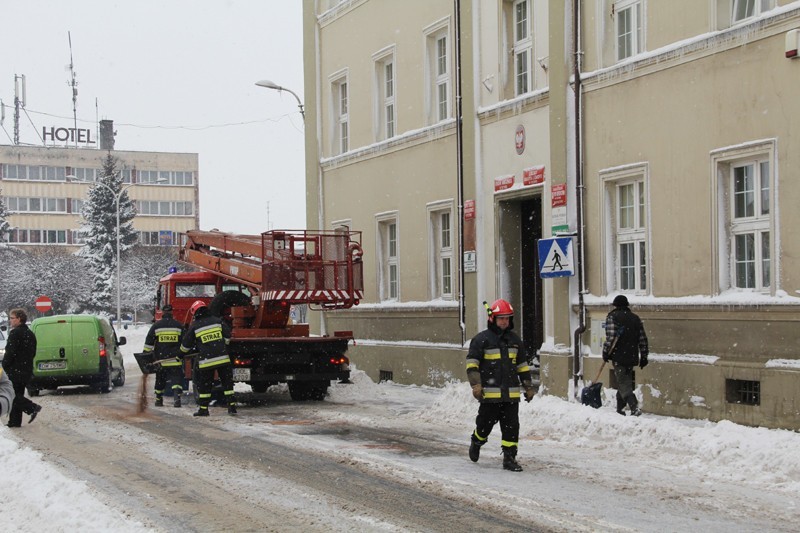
[{"x1": 0, "y1": 0, "x2": 305, "y2": 234}]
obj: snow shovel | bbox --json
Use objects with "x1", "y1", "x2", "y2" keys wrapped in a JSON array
[
  {"x1": 581, "y1": 361, "x2": 606, "y2": 408},
  {"x1": 134, "y1": 352, "x2": 179, "y2": 375},
  {"x1": 581, "y1": 326, "x2": 624, "y2": 408}
]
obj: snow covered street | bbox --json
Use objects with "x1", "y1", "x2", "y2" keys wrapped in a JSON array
[{"x1": 1, "y1": 325, "x2": 798, "y2": 532}]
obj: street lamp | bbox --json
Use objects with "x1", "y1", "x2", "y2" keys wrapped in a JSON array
[
  {"x1": 255, "y1": 79, "x2": 305, "y2": 119},
  {"x1": 68, "y1": 175, "x2": 165, "y2": 324}
]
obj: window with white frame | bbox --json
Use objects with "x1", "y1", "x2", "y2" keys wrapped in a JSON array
[
  {"x1": 428, "y1": 203, "x2": 454, "y2": 299},
  {"x1": 376, "y1": 214, "x2": 399, "y2": 301},
  {"x1": 615, "y1": 0, "x2": 644, "y2": 61},
  {"x1": 513, "y1": 0, "x2": 532, "y2": 96},
  {"x1": 7, "y1": 196, "x2": 67, "y2": 213},
  {"x1": 425, "y1": 19, "x2": 450, "y2": 124},
  {"x1": 330, "y1": 73, "x2": 349, "y2": 155},
  {"x1": 712, "y1": 141, "x2": 776, "y2": 293},
  {"x1": 602, "y1": 165, "x2": 649, "y2": 294},
  {"x1": 730, "y1": 159, "x2": 771, "y2": 289},
  {"x1": 732, "y1": 0, "x2": 774, "y2": 23},
  {"x1": 373, "y1": 48, "x2": 396, "y2": 141}
]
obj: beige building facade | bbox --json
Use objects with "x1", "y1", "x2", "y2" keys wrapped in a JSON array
[
  {"x1": 0, "y1": 144, "x2": 199, "y2": 248},
  {"x1": 304, "y1": 0, "x2": 800, "y2": 430}
]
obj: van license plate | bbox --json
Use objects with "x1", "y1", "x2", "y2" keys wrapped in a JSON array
[
  {"x1": 38, "y1": 361, "x2": 67, "y2": 371},
  {"x1": 232, "y1": 368, "x2": 250, "y2": 381}
]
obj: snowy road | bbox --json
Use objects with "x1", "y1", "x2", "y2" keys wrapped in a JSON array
[{"x1": 4, "y1": 325, "x2": 799, "y2": 532}]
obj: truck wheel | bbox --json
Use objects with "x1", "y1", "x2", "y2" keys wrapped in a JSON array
[{"x1": 288, "y1": 381, "x2": 328, "y2": 401}]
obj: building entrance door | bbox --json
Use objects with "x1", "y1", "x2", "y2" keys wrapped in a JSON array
[{"x1": 520, "y1": 198, "x2": 543, "y2": 360}]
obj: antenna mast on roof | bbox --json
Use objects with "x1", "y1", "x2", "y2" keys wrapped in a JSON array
[
  {"x1": 67, "y1": 31, "x2": 79, "y2": 147},
  {"x1": 13, "y1": 74, "x2": 26, "y2": 145}
]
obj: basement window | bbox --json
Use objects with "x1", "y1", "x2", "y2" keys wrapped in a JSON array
[
  {"x1": 726, "y1": 379, "x2": 760, "y2": 406},
  {"x1": 379, "y1": 370, "x2": 394, "y2": 383}
]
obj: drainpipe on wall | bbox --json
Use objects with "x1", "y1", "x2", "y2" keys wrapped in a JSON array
[
  {"x1": 571, "y1": 0, "x2": 587, "y2": 393},
  {"x1": 454, "y1": 0, "x2": 467, "y2": 345},
  {"x1": 314, "y1": 10, "x2": 327, "y2": 336}
]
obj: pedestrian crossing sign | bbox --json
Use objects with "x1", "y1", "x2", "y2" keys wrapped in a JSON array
[{"x1": 537, "y1": 237, "x2": 574, "y2": 278}]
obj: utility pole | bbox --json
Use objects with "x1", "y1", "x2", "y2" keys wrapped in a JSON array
[
  {"x1": 68, "y1": 31, "x2": 79, "y2": 148},
  {"x1": 13, "y1": 74, "x2": 25, "y2": 145}
]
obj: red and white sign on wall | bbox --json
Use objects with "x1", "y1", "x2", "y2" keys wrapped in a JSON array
[
  {"x1": 494, "y1": 175, "x2": 515, "y2": 192},
  {"x1": 523, "y1": 165, "x2": 545, "y2": 186},
  {"x1": 464, "y1": 199, "x2": 475, "y2": 220},
  {"x1": 35, "y1": 295, "x2": 52, "y2": 312},
  {"x1": 551, "y1": 183, "x2": 567, "y2": 207}
]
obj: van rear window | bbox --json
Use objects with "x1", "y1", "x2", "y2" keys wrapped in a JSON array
[{"x1": 72, "y1": 321, "x2": 97, "y2": 342}]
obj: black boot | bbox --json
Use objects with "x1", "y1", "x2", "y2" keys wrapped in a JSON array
[
  {"x1": 173, "y1": 394, "x2": 182, "y2": 408},
  {"x1": 228, "y1": 402, "x2": 237, "y2": 415},
  {"x1": 155, "y1": 396, "x2": 164, "y2": 407},
  {"x1": 469, "y1": 438, "x2": 484, "y2": 462},
  {"x1": 502, "y1": 449, "x2": 523, "y2": 472},
  {"x1": 616, "y1": 396, "x2": 626, "y2": 416},
  {"x1": 193, "y1": 407, "x2": 209, "y2": 417}
]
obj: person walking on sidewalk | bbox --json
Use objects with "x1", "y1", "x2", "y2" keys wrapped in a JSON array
[
  {"x1": 2, "y1": 308, "x2": 42, "y2": 427},
  {"x1": 466, "y1": 299, "x2": 536, "y2": 472},
  {"x1": 180, "y1": 301, "x2": 237, "y2": 417},
  {"x1": 603, "y1": 295, "x2": 649, "y2": 416},
  {"x1": 142, "y1": 305, "x2": 185, "y2": 408}
]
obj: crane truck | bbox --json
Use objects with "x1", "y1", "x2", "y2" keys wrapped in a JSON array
[{"x1": 153, "y1": 229, "x2": 364, "y2": 401}]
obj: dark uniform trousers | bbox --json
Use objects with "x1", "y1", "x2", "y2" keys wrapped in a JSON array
[{"x1": 474, "y1": 402, "x2": 520, "y2": 448}]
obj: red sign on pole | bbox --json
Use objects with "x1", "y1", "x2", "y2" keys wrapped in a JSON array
[
  {"x1": 35, "y1": 296, "x2": 52, "y2": 313},
  {"x1": 464, "y1": 199, "x2": 476, "y2": 220}
]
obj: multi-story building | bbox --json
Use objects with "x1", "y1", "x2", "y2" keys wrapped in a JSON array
[
  {"x1": 0, "y1": 123, "x2": 198, "y2": 248},
  {"x1": 303, "y1": 0, "x2": 800, "y2": 430}
]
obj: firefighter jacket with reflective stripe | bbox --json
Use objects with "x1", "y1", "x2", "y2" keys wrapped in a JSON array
[
  {"x1": 180, "y1": 315, "x2": 231, "y2": 369},
  {"x1": 143, "y1": 316, "x2": 185, "y2": 367},
  {"x1": 466, "y1": 321, "x2": 532, "y2": 403}
]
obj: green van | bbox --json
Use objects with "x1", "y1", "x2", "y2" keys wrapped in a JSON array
[{"x1": 29, "y1": 314, "x2": 127, "y2": 395}]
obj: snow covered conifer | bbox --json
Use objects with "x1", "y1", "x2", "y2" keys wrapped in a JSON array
[
  {"x1": 0, "y1": 188, "x2": 10, "y2": 243},
  {"x1": 79, "y1": 153, "x2": 138, "y2": 312}
]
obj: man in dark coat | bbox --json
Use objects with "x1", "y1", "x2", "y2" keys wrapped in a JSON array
[
  {"x1": 603, "y1": 295, "x2": 649, "y2": 416},
  {"x1": 142, "y1": 305, "x2": 185, "y2": 407},
  {"x1": 466, "y1": 299, "x2": 535, "y2": 472},
  {"x1": 2, "y1": 308, "x2": 42, "y2": 427}
]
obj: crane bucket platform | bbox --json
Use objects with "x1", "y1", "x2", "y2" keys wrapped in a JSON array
[{"x1": 179, "y1": 229, "x2": 364, "y2": 310}]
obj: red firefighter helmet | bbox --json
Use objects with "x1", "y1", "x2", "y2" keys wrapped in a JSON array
[
  {"x1": 189, "y1": 300, "x2": 208, "y2": 320},
  {"x1": 489, "y1": 299, "x2": 514, "y2": 317}
]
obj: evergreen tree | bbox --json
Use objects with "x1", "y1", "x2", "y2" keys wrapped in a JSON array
[
  {"x1": 0, "y1": 188, "x2": 10, "y2": 243},
  {"x1": 78, "y1": 153, "x2": 138, "y2": 312}
]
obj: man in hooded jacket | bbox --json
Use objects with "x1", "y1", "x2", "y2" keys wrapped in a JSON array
[
  {"x1": 466, "y1": 299, "x2": 535, "y2": 472},
  {"x1": 603, "y1": 295, "x2": 649, "y2": 416}
]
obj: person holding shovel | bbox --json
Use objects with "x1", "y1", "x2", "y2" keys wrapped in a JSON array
[
  {"x1": 142, "y1": 305, "x2": 185, "y2": 408},
  {"x1": 603, "y1": 295, "x2": 649, "y2": 416},
  {"x1": 466, "y1": 299, "x2": 535, "y2": 472}
]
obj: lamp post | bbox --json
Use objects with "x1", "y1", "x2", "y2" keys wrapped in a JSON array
[{"x1": 255, "y1": 79, "x2": 305, "y2": 119}]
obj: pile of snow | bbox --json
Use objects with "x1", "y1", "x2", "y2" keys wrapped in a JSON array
[{"x1": 3, "y1": 324, "x2": 800, "y2": 530}]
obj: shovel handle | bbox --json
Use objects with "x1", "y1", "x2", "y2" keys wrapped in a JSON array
[{"x1": 592, "y1": 360, "x2": 607, "y2": 384}]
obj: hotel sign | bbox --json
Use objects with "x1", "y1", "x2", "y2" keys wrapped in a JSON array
[{"x1": 42, "y1": 126, "x2": 96, "y2": 144}]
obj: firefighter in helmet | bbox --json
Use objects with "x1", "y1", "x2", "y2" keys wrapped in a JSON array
[
  {"x1": 180, "y1": 300, "x2": 237, "y2": 416},
  {"x1": 142, "y1": 304, "x2": 185, "y2": 407},
  {"x1": 466, "y1": 299, "x2": 535, "y2": 472}
]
